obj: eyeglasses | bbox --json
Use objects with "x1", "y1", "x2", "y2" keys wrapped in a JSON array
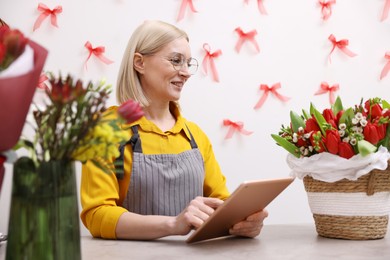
[
  {"x1": 165, "y1": 54, "x2": 198, "y2": 75},
  {"x1": 143, "y1": 52, "x2": 198, "y2": 75}
]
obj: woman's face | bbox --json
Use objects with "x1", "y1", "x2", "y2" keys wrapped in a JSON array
[{"x1": 139, "y1": 37, "x2": 193, "y2": 105}]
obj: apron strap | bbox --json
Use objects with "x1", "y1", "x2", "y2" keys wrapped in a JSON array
[
  {"x1": 115, "y1": 125, "x2": 142, "y2": 179},
  {"x1": 185, "y1": 125, "x2": 198, "y2": 149}
]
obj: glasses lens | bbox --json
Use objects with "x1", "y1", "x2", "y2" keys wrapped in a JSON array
[{"x1": 187, "y1": 58, "x2": 198, "y2": 75}]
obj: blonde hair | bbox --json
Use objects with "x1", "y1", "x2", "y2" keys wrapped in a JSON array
[{"x1": 116, "y1": 20, "x2": 189, "y2": 107}]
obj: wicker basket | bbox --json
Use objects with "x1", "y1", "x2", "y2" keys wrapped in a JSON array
[{"x1": 303, "y1": 162, "x2": 390, "y2": 240}]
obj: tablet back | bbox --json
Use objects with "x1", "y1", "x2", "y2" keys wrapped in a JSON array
[{"x1": 186, "y1": 177, "x2": 294, "y2": 244}]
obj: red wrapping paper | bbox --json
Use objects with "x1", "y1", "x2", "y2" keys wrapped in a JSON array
[{"x1": 0, "y1": 40, "x2": 48, "y2": 151}]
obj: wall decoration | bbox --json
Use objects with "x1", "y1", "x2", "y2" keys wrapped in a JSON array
[
  {"x1": 201, "y1": 43, "x2": 222, "y2": 82},
  {"x1": 177, "y1": 0, "x2": 197, "y2": 22},
  {"x1": 234, "y1": 27, "x2": 260, "y2": 53},
  {"x1": 253, "y1": 82, "x2": 290, "y2": 110},
  {"x1": 33, "y1": 3, "x2": 63, "y2": 31},
  {"x1": 244, "y1": 0, "x2": 268, "y2": 15},
  {"x1": 314, "y1": 82, "x2": 340, "y2": 104},
  {"x1": 84, "y1": 41, "x2": 114, "y2": 70},
  {"x1": 222, "y1": 119, "x2": 253, "y2": 139},
  {"x1": 380, "y1": 52, "x2": 390, "y2": 80},
  {"x1": 318, "y1": 0, "x2": 336, "y2": 20},
  {"x1": 328, "y1": 34, "x2": 357, "y2": 63},
  {"x1": 381, "y1": 0, "x2": 390, "y2": 21}
]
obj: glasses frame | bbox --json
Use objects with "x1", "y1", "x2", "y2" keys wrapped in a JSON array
[{"x1": 141, "y1": 52, "x2": 199, "y2": 75}]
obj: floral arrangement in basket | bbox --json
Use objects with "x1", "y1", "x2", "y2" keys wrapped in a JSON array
[
  {"x1": 271, "y1": 96, "x2": 390, "y2": 240},
  {"x1": 272, "y1": 96, "x2": 390, "y2": 160},
  {"x1": 271, "y1": 96, "x2": 390, "y2": 182}
]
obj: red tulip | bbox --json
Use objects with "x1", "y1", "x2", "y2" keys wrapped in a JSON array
[
  {"x1": 305, "y1": 118, "x2": 320, "y2": 133},
  {"x1": 338, "y1": 142, "x2": 355, "y2": 159},
  {"x1": 376, "y1": 123, "x2": 386, "y2": 140},
  {"x1": 325, "y1": 129, "x2": 340, "y2": 154},
  {"x1": 365, "y1": 100, "x2": 383, "y2": 119},
  {"x1": 323, "y1": 109, "x2": 337, "y2": 128},
  {"x1": 363, "y1": 122, "x2": 380, "y2": 145},
  {"x1": 118, "y1": 99, "x2": 144, "y2": 124}
]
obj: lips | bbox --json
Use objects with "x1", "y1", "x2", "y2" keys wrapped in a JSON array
[{"x1": 171, "y1": 81, "x2": 184, "y2": 88}]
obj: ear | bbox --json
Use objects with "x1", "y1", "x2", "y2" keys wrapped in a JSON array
[{"x1": 133, "y1": 53, "x2": 145, "y2": 74}]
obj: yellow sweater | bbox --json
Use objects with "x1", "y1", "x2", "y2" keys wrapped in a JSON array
[{"x1": 80, "y1": 106, "x2": 230, "y2": 239}]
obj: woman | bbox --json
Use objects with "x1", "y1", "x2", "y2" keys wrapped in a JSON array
[{"x1": 80, "y1": 20, "x2": 268, "y2": 240}]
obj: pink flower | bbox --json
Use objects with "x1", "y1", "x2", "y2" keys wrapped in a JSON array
[{"x1": 117, "y1": 99, "x2": 144, "y2": 124}]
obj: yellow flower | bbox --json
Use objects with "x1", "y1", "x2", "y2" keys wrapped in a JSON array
[{"x1": 72, "y1": 121, "x2": 128, "y2": 163}]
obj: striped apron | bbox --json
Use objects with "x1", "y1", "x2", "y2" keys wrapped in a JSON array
[{"x1": 121, "y1": 125, "x2": 204, "y2": 216}]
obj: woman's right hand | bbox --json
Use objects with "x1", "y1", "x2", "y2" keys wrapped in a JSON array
[{"x1": 171, "y1": 196, "x2": 224, "y2": 236}]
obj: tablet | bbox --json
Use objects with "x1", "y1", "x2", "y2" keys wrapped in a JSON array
[{"x1": 186, "y1": 177, "x2": 295, "y2": 244}]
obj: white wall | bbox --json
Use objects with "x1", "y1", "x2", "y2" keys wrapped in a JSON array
[{"x1": 1, "y1": 0, "x2": 390, "y2": 236}]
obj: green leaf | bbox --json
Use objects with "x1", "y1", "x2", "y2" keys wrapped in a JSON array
[
  {"x1": 338, "y1": 107, "x2": 354, "y2": 125},
  {"x1": 357, "y1": 140, "x2": 377, "y2": 157},
  {"x1": 290, "y1": 111, "x2": 305, "y2": 133},
  {"x1": 271, "y1": 134, "x2": 300, "y2": 158},
  {"x1": 332, "y1": 96, "x2": 343, "y2": 115},
  {"x1": 302, "y1": 109, "x2": 311, "y2": 120},
  {"x1": 382, "y1": 99, "x2": 390, "y2": 109},
  {"x1": 378, "y1": 122, "x2": 390, "y2": 151},
  {"x1": 310, "y1": 103, "x2": 327, "y2": 136}
]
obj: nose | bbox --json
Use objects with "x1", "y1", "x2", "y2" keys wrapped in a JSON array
[{"x1": 178, "y1": 64, "x2": 191, "y2": 77}]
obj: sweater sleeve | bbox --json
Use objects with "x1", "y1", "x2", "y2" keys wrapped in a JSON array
[{"x1": 80, "y1": 156, "x2": 127, "y2": 239}]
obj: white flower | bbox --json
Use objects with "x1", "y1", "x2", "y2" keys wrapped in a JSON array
[
  {"x1": 292, "y1": 133, "x2": 298, "y2": 143},
  {"x1": 339, "y1": 123, "x2": 347, "y2": 130}
]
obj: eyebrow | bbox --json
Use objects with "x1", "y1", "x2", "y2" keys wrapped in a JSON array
[{"x1": 167, "y1": 52, "x2": 193, "y2": 61}]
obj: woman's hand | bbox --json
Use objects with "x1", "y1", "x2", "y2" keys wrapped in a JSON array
[
  {"x1": 172, "y1": 196, "x2": 224, "y2": 236},
  {"x1": 229, "y1": 210, "x2": 269, "y2": 238}
]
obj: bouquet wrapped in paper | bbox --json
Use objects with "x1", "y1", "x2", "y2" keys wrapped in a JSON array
[{"x1": 0, "y1": 25, "x2": 48, "y2": 192}]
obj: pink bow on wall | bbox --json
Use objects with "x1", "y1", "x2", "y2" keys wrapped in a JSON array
[
  {"x1": 244, "y1": 0, "x2": 268, "y2": 15},
  {"x1": 380, "y1": 52, "x2": 390, "y2": 80},
  {"x1": 33, "y1": 3, "x2": 63, "y2": 31},
  {"x1": 314, "y1": 82, "x2": 339, "y2": 104},
  {"x1": 222, "y1": 119, "x2": 253, "y2": 139},
  {"x1": 177, "y1": 0, "x2": 197, "y2": 22},
  {"x1": 381, "y1": 0, "x2": 390, "y2": 21},
  {"x1": 234, "y1": 27, "x2": 260, "y2": 53},
  {"x1": 201, "y1": 43, "x2": 222, "y2": 82},
  {"x1": 318, "y1": 0, "x2": 336, "y2": 20},
  {"x1": 328, "y1": 34, "x2": 357, "y2": 63},
  {"x1": 253, "y1": 82, "x2": 290, "y2": 109},
  {"x1": 84, "y1": 41, "x2": 114, "y2": 70}
]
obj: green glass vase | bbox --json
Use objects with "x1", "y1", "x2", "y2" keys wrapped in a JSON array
[{"x1": 6, "y1": 158, "x2": 81, "y2": 260}]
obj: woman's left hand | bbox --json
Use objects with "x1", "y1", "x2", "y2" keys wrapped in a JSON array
[{"x1": 229, "y1": 209, "x2": 269, "y2": 238}]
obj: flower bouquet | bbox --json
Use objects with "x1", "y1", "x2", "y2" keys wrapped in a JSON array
[
  {"x1": 6, "y1": 73, "x2": 144, "y2": 260},
  {"x1": 272, "y1": 96, "x2": 390, "y2": 240},
  {"x1": 0, "y1": 24, "x2": 48, "y2": 194}
]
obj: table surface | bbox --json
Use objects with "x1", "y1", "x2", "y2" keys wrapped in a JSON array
[{"x1": 1, "y1": 224, "x2": 390, "y2": 260}]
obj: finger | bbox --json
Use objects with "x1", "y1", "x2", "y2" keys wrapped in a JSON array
[
  {"x1": 246, "y1": 210, "x2": 269, "y2": 221},
  {"x1": 202, "y1": 197, "x2": 224, "y2": 209}
]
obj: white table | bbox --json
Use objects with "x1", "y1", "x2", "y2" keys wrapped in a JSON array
[{"x1": 1, "y1": 224, "x2": 390, "y2": 260}]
